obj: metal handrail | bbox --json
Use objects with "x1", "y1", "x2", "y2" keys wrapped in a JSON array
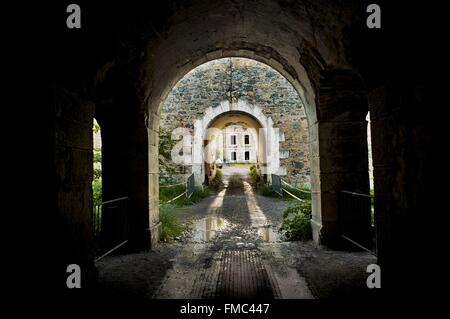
[
  {"x1": 281, "y1": 179, "x2": 311, "y2": 194},
  {"x1": 101, "y1": 196, "x2": 129, "y2": 205},
  {"x1": 340, "y1": 190, "x2": 370, "y2": 198},
  {"x1": 282, "y1": 188, "x2": 306, "y2": 202}
]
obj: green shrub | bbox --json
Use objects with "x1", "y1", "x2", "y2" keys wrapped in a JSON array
[
  {"x1": 257, "y1": 182, "x2": 280, "y2": 197},
  {"x1": 249, "y1": 165, "x2": 260, "y2": 183},
  {"x1": 159, "y1": 204, "x2": 185, "y2": 241},
  {"x1": 280, "y1": 201, "x2": 312, "y2": 241},
  {"x1": 159, "y1": 184, "x2": 210, "y2": 207},
  {"x1": 92, "y1": 177, "x2": 102, "y2": 206},
  {"x1": 184, "y1": 186, "x2": 210, "y2": 205},
  {"x1": 159, "y1": 183, "x2": 186, "y2": 204},
  {"x1": 215, "y1": 168, "x2": 222, "y2": 179},
  {"x1": 282, "y1": 184, "x2": 312, "y2": 201}
]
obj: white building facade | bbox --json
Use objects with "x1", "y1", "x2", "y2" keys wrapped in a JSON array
[{"x1": 222, "y1": 125, "x2": 257, "y2": 164}]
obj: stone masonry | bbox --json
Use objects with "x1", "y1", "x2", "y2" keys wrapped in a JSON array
[{"x1": 160, "y1": 58, "x2": 310, "y2": 186}]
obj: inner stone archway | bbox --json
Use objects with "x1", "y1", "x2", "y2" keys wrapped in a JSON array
[
  {"x1": 194, "y1": 101, "x2": 284, "y2": 185},
  {"x1": 159, "y1": 57, "x2": 312, "y2": 187}
]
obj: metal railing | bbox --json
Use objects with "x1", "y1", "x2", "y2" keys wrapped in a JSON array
[
  {"x1": 93, "y1": 203, "x2": 102, "y2": 238},
  {"x1": 93, "y1": 197, "x2": 129, "y2": 261},
  {"x1": 159, "y1": 173, "x2": 195, "y2": 206},
  {"x1": 270, "y1": 175, "x2": 376, "y2": 255},
  {"x1": 93, "y1": 173, "x2": 195, "y2": 260},
  {"x1": 271, "y1": 174, "x2": 283, "y2": 196},
  {"x1": 271, "y1": 174, "x2": 311, "y2": 201},
  {"x1": 339, "y1": 190, "x2": 376, "y2": 255}
]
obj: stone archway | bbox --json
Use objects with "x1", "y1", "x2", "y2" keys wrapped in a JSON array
[
  {"x1": 52, "y1": 0, "x2": 375, "y2": 271},
  {"x1": 192, "y1": 100, "x2": 284, "y2": 185},
  {"x1": 46, "y1": 1, "x2": 440, "y2": 297},
  {"x1": 153, "y1": 53, "x2": 321, "y2": 246}
]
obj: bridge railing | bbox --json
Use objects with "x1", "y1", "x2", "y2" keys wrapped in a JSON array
[
  {"x1": 93, "y1": 173, "x2": 195, "y2": 257},
  {"x1": 94, "y1": 196, "x2": 129, "y2": 261},
  {"x1": 339, "y1": 190, "x2": 376, "y2": 255},
  {"x1": 270, "y1": 175, "x2": 376, "y2": 255},
  {"x1": 271, "y1": 174, "x2": 311, "y2": 201}
]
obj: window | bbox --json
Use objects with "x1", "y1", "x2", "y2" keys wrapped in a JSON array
[
  {"x1": 231, "y1": 151, "x2": 237, "y2": 161},
  {"x1": 244, "y1": 135, "x2": 250, "y2": 145},
  {"x1": 245, "y1": 151, "x2": 250, "y2": 161},
  {"x1": 231, "y1": 135, "x2": 236, "y2": 145}
]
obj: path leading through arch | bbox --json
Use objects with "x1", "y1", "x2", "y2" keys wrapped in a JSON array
[
  {"x1": 154, "y1": 167, "x2": 313, "y2": 299},
  {"x1": 96, "y1": 167, "x2": 377, "y2": 300}
]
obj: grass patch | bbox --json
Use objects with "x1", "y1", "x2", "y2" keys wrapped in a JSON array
[
  {"x1": 159, "y1": 204, "x2": 186, "y2": 241},
  {"x1": 257, "y1": 182, "x2": 281, "y2": 197},
  {"x1": 249, "y1": 164, "x2": 260, "y2": 184},
  {"x1": 185, "y1": 186, "x2": 210, "y2": 205},
  {"x1": 282, "y1": 184, "x2": 312, "y2": 201},
  {"x1": 228, "y1": 163, "x2": 252, "y2": 167},
  {"x1": 279, "y1": 201, "x2": 312, "y2": 241},
  {"x1": 159, "y1": 183, "x2": 186, "y2": 204},
  {"x1": 215, "y1": 168, "x2": 222, "y2": 179},
  {"x1": 159, "y1": 182, "x2": 210, "y2": 207},
  {"x1": 255, "y1": 179, "x2": 311, "y2": 201}
]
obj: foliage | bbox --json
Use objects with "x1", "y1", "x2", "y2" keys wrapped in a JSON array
[
  {"x1": 282, "y1": 184, "x2": 312, "y2": 201},
  {"x1": 159, "y1": 204, "x2": 186, "y2": 241},
  {"x1": 159, "y1": 183, "x2": 186, "y2": 203},
  {"x1": 257, "y1": 182, "x2": 280, "y2": 197},
  {"x1": 159, "y1": 183, "x2": 210, "y2": 207},
  {"x1": 215, "y1": 168, "x2": 222, "y2": 179},
  {"x1": 185, "y1": 186, "x2": 210, "y2": 205},
  {"x1": 93, "y1": 120, "x2": 101, "y2": 134},
  {"x1": 93, "y1": 148, "x2": 102, "y2": 179},
  {"x1": 279, "y1": 201, "x2": 312, "y2": 241},
  {"x1": 93, "y1": 177, "x2": 102, "y2": 206},
  {"x1": 93, "y1": 148, "x2": 102, "y2": 163},
  {"x1": 93, "y1": 168, "x2": 102, "y2": 180},
  {"x1": 249, "y1": 164, "x2": 260, "y2": 183},
  {"x1": 92, "y1": 122, "x2": 102, "y2": 206}
]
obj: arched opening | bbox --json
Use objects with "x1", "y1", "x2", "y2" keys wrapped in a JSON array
[
  {"x1": 50, "y1": 1, "x2": 405, "y2": 299},
  {"x1": 203, "y1": 111, "x2": 263, "y2": 184},
  {"x1": 92, "y1": 118, "x2": 103, "y2": 253},
  {"x1": 367, "y1": 111, "x2": 375, "y2": 232},
  {"x1": 157, "y1": 57, "x2": 314, "y2": 239}
]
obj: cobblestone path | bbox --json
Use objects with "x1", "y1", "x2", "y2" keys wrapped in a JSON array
[{"x1": 153, "y1": 169, "x2": 314, "y2": 299}]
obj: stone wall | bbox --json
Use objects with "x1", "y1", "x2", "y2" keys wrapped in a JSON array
[{"x1": 160, "y1": 58, "x2": 310, "y2": 185}]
